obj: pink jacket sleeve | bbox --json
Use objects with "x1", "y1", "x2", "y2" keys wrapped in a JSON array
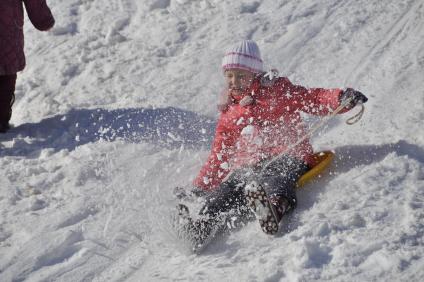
[
  {"x1": 280, "y1": 78, "x2": 347, "y2": 115},
  {"x1": 23, "y1": 0, "x2": 55, "y2": 31}
]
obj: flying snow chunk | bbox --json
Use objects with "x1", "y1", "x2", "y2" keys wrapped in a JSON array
[
  {"x1": 219, "y1": 162, "x2": 229, "y2": 170},
  {"x1": 203, "y1": 177, "x2": 210, "y2": 185},
  {"x1": 241, "y1": 125, "x2": 255, "y2": 135}
]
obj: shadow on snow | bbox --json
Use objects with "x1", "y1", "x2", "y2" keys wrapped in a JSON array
[
  {"x1": 289, "y1": 140, "x2": 424, "y2": 232},
  {"x1": 296, "y1": 140, "x2": 424, "y2": 211},
  {"x1": 0, "y1": 107, "x2": 216, "y2": 157}
]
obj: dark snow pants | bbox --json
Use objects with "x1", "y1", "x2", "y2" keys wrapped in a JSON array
[
  {"x1": 199, "y1": 155, "x2": 310, "y2": 219},
  {"x1": 0, "y1": 74, "x2": 17, "y2": 124}
]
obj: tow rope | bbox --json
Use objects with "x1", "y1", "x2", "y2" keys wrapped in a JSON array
[
  {"x1": 346, "y1": 103, "x2": 365, "y2": 125},
  {"x1": 260, "y1": 97, "x2": 364, "y2": 172},
  {"x1": 220, "y1": 97, "x2": 365, "y2": 181}
]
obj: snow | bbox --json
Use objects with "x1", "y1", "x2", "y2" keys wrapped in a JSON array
[{"x1": 1, "y1": 0, "x2": 424, "y2": 281}]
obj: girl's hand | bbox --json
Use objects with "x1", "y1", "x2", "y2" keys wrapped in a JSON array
[{"x1": 340, "y1": 88, "x2": 368, "y2": 109}]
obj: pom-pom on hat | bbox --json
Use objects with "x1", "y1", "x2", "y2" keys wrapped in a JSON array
[{"x1": 222, "y1": 40, "x2": 264, "y2": 73}]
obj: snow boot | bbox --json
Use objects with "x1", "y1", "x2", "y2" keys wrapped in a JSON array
[
  {"x1": 0, "y1": 122, "x2": 10, "y2": 133},
  {"x1": 0, "y1": 75, "x2": 16, "y2": 133},
  {"x1": 174, "y1": 204, "x2": 225, "y2": 253},
  {"x1": 245, "y1": 181, "x2": 289, "y2": 235},
  {"x1": 187, "y1": 216, "x2": 222, "y2": 253}
]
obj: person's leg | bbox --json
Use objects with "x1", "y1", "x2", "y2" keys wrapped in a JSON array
[
  {"x1": 258, "y1": 155, "x2": 310, "y2": 210},
  {"x1": 181, "y1": 170, "x2": 252, "y2": 250},
  {"x1": 199, "y1": 169, "x2": 251, "y2": 220},
  {"x1": 245, "y1": 155, "x2": 309, "y2": 234},
  {"x1": 0, "y1": 74, "x2": 17, "y2": 132}
]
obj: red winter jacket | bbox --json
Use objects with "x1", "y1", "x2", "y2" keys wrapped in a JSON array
[
  {"x1": 0, "y1": 0, "x2": 55, "y2": 75},
  {"x1": 194, "y1": 74, "x2": 347, "y2": 191}
]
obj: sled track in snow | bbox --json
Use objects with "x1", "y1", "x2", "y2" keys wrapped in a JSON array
[{"x1": 345, "y1": 0, "x2": 424, "y2": 85}]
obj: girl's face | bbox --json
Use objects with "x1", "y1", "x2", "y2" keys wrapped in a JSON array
[{"x1": 224, "y1": 69, "x2": 255, "y2": 96}]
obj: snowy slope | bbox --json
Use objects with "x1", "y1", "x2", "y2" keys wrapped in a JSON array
[{"x1": 1, "y1": 0, "x2": 424, "y2": 281}]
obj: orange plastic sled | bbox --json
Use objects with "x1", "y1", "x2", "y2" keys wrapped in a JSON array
[{"x1": 296, "y1": 151, "x2": 334, "y2": 188}]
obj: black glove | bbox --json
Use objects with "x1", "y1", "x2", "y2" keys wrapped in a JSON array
[{"x1": 340, "y1": 88, "x2": 368, "y2": 108}]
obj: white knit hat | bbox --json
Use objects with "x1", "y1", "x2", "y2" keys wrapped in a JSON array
[{"x1": 221, "y1": 40, "x2": 264, "y2": 73}]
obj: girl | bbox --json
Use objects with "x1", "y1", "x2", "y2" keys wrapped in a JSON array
[
  {"x1": 0, "y1": 0, "x2": 55, "y2": 133},
  {"x1": 180, "y1": 40, "x2": 367, "y2": 246}
]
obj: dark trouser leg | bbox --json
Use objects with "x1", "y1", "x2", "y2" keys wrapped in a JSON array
[
  {"x1": 185, "y1": 171, "x2": 252, "y2": 249},
  {"x1": 257, "y1": 155, "x2": 310, "y2": 209},
  {"x1": 199, "y1": 170, "x2": 251, "y2": 220},
  {"x1": 198, "y1": 156, "x2": 309, "y2": 218},
  {"x1": 243, "y1": 156, "x2": 310, "y2": 234},
  {"x1": 0, "y1": 74, "x2": 17, "y2": 125}
]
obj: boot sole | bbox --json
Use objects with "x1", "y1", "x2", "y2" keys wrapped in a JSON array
[{"x1": 245, "y1": 182, "x2": 280, "y2": 235}]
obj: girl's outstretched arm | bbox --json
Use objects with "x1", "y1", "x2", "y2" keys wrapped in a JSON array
[{"x1": 278, "y1": 77, "x2": 347, "y2": 116}]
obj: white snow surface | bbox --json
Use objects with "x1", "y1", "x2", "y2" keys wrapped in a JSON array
[{"x1": 1, "y1": 0, "x2": 424, "y2": 281}]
